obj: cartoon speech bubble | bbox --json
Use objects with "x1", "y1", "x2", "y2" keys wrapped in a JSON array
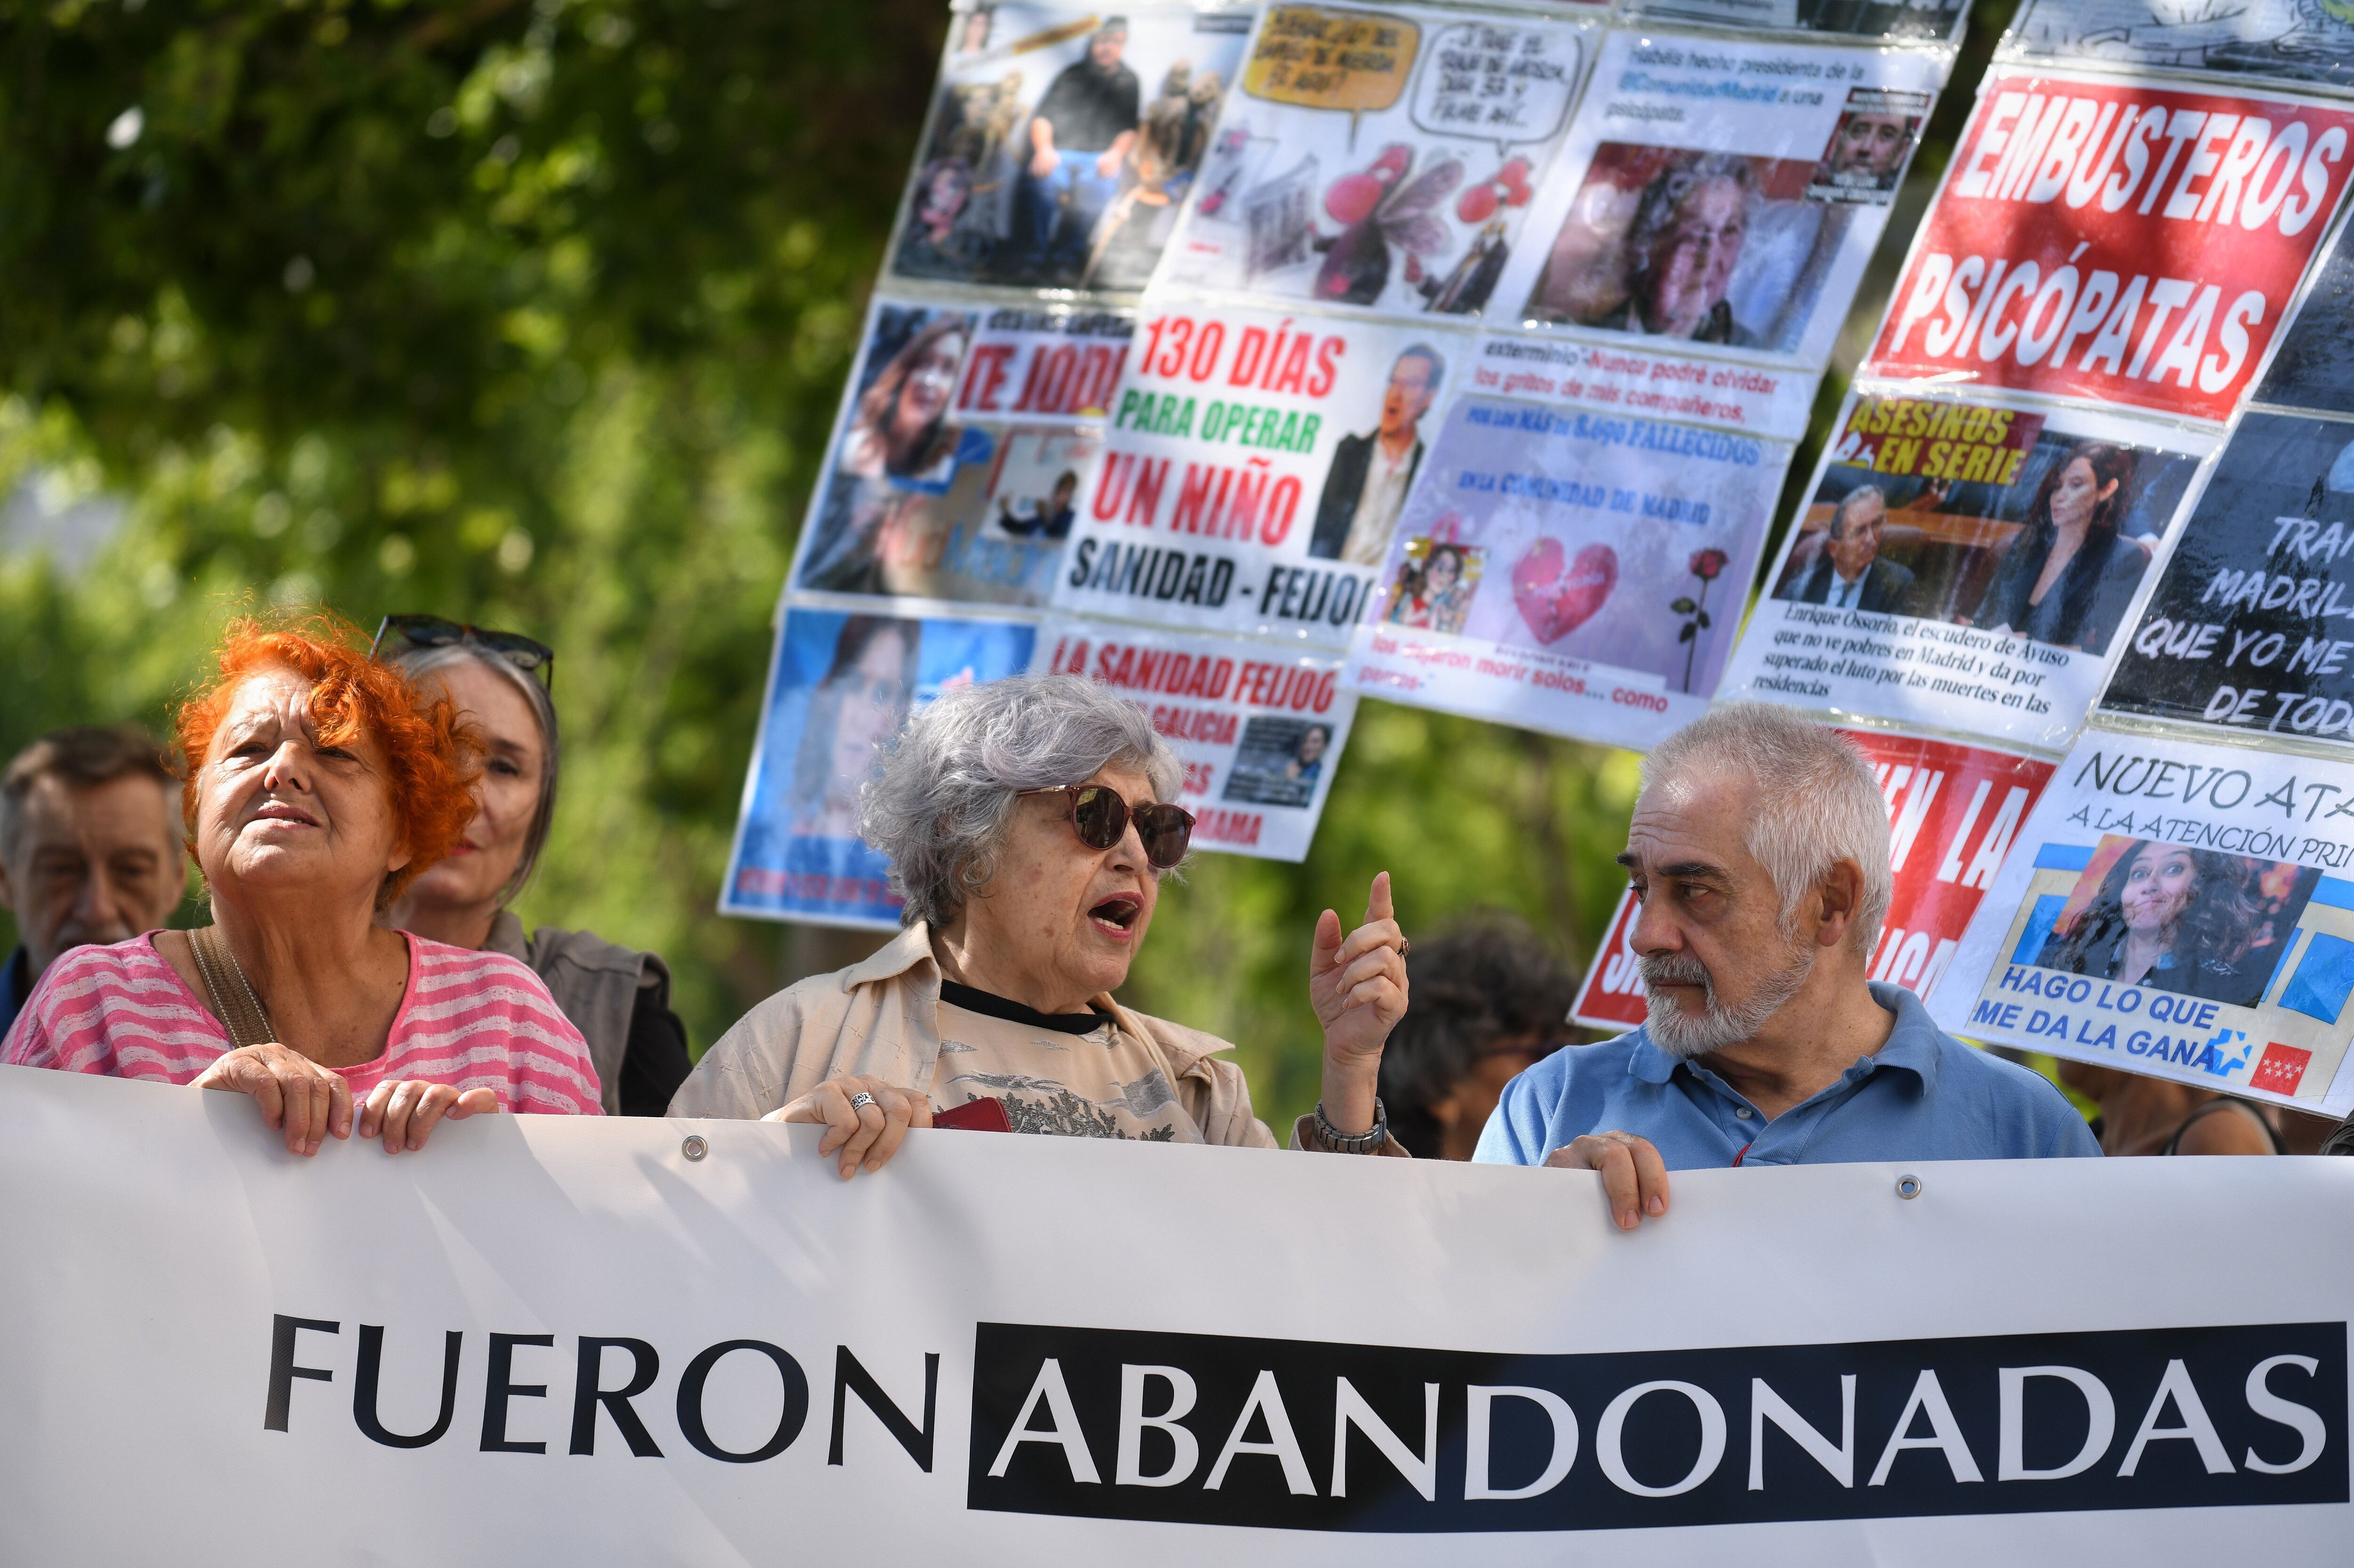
[
  {"x1": 1243, "y1": 5, "x2": 1422, "y2": 147},
  {"x1": 1409, "y1": 22, "x2": 1578, "y2": 159}
]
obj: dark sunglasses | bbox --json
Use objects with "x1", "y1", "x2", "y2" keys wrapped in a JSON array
[
  {"x1": 1020, "y1": 784, "x2": 1193, "y2": 870},
  {"x1": 371, "y1": 615, "x2": 556, "y2": 691}
]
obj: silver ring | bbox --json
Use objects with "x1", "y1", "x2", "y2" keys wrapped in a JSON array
[{"x1": 846, "y1": 1091, "x2": 879, "y2": 1113}]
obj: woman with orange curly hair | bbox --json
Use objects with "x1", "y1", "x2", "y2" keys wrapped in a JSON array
[{"x1": 2, "y1": 616, "x2": 603, "y2": 1152}]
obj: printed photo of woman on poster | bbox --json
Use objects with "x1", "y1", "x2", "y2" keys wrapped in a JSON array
[
  {"x1": 788, "y1": 616, "x2": 922, "y2": 841},
  {"x1": 1964, "y1": 442, "x2": 2147, "y2": 656},
  {"x1": 2036, "y1": 836, "x2": 2320, "y2": 1010},
  {"x1": 1383, "y1": 540, "x2": 1476, "y2": 634}
]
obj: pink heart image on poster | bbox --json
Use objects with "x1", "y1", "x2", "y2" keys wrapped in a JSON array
[{"x1": 1511, "y1": 539, "x2": 1617, "y2": 643}]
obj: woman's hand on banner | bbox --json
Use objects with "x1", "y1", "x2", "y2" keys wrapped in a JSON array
[
  {"x1": 191, "y1": 1043, "x2": 355, "y2": 1157},
  {"x1": 355, "y1": 1080, "x2": 498, "y2": 1155},
  {"x1": 772, "y1": 1074, "x2": 933, "y2": 1179},
  {"x1": 1311, "y1": 871, "x2": 1410, "y2": 1137},
  {"x1": 1548, "y1": 1131, "x2": 1671, "y2": 1230}
]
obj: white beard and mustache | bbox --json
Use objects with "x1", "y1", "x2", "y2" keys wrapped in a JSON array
[{"x1": 1639, "y1": 938, "x2": 1816, "y2": 1059}]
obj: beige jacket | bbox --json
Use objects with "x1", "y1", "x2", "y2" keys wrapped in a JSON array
[{"x1": 669, "y1": 921, "x2": 1281, "y2": 1148}]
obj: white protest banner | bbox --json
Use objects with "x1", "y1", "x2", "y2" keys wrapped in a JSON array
[
  {"x1": 3, "y1": 1068, "x2": 2351, "y2": 1564},
  {"x1": 1717, "y1": 388, "x2": 2215, "y2": 750},
  {"x1": 1031, "y1": 617, "x2": 1357, "y2": 859},
  {"x1": 1159, "y1": 4, "x2": 1595, "y2": 321},
  {"x1": 1492, "y1": 31, "x2": 1947, "y2": 372},
  {"x1": 1576, "y1": 726, "x2": 2054, "y2": 1029},
  {"x1": 1342, "y1": 396, "x2": 1788, "y2": 750},
  {"x1": 792, "y1": 298, "x2": 1132, "y2": 610},
  {"x1": 1930, "y1": 721, "x2": 2354, "y2": 1117},
  {"x1": 1051, "y1": 301, "x2": 1466, "y2": 645},
  {"x1": 1864, "y1": 71, "x2": 2354, "y2": 424}
]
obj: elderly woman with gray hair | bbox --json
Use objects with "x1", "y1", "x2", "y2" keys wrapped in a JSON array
[
  {"x1": 671, "y1": 675, "x2": 1410, "y2": 1169},
  {"x1": 375, "y1": 616, "x2": 692, "y2": 1116}
]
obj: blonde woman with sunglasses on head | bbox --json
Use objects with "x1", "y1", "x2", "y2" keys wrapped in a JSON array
[
  {"x1": 374, "y1": 615, "x2": 692, "y2": 1118},
  {"x1": 671, "y1": 675, "x2": 1412, "y2": 1169}
]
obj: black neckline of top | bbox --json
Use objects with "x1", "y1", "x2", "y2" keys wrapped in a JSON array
[{"x1": 938, "y1": 980, "x2": 1111, "y2": 1035}]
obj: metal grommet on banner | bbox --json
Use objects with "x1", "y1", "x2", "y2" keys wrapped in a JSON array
[
  {"x1": 682, "y1": 1135, "x2": 709, "y2": 1162},
  {"x1": 1895, "y1": 1174, "x2": 1922, "y2": 1200}
]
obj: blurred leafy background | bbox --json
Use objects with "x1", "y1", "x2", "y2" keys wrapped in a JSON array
[{"x1": 0, "y1": 0, "x2": 2015, "y2": 1132}]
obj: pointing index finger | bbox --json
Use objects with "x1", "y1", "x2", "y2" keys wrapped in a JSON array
[{"x1": 1365, "y1": 870, "x2": 1394, "y2": 927}]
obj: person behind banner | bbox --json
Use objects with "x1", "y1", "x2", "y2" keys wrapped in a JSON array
[
  {"x1": 1379, "y1": 913, "x2": 1578, "y2": 1161},
  {"x1": 0, "y1": 726, "x2": 188, "y2": 1043},
  {"x1": 1308, "y1": 345, "x2": 1442, "y2": 566},
  {"x1": 2034, "y1": 840, "x2": 2266, "y2": 1005},
  {"x1": 1775, "y1": 485, "x2": 1918, "y2": 617},
  {"x1": 2054, "y1": 1061, "x2": 2283, "y2": 1157},
  {"x1": 1965, "y1": 442, "x2": 2145, "y2": 655},
  {"x1": 1, "y1": 616, "x2": 603, "y2": 1155},
  {"x1": 374, "y1": 616, "x2": 691, "y2": 1117},
  {"x1": 671, "y1": 675, "x2": 1410, "y2": 1167},
  {"x1": 1480, "y1": 704, "x2": 2096, "y2": 1227}
]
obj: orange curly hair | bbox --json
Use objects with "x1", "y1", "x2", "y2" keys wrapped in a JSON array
[{"x1": 175, "y1": 613, "x2": 481, "y2": 909}]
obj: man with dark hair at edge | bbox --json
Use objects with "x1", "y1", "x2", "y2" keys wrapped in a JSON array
[
  {"x1": 1309, "y1": 346, "x2": 1443, "y2": 564},
  {"x1": 1012, "y1": 19, "x2": 1140, "y2": 277},
  {"x1": 1779, "y1": 485, "x2": 1918, "y2": 616},
  {"x1": 1480, "y1": 705, "x2": 2096, "y2": 1227},
  {"x1": 0, "y1": 726, "x2": 187, "y2": 1042}
]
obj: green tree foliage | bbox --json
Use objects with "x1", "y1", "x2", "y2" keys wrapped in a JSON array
[{"x1": 1, "y1": 0, "x2": 2014, "y2": 1135}]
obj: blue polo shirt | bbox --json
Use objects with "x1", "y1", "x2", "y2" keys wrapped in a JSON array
[{"x1": 1474, "y1": 981, "x2": 2100, "y2": 1167}]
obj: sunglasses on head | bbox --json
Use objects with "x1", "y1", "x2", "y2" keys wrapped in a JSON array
[
  {"x1": 371, "y1": 615, "x2": 556, "y2": 690},
  {"x1": 1020, "y1": 784, "x2": 1193, "y2": 870}
]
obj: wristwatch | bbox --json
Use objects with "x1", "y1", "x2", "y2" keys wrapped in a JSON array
[{"x1": 1314, "y1": 1097, "x2": 1390, "y2": 1154}]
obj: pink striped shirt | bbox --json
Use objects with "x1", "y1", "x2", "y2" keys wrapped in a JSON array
[{"x1": 0, "y1": 932, "x2": 603, "y2": 1116}]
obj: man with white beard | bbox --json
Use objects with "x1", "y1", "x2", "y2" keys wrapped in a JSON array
[{"x1": 1475, "y1": 704, "x2": 2096, "y2": 1226}]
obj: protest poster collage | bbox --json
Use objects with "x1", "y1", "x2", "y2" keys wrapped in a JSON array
[
  {"x1": 727, "y1": 0, "x2": 1970, "y2": 925},
  {"x1": 1645, "y1": 16, "x2": 2354, "y2": 1122},
  {"x1": 722, "y1": 0, "x2": 2354, "y2": 1119}
]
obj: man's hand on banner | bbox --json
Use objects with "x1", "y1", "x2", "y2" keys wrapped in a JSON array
[
  {"x1": 190, "y1": 1042, "x2": 355, "y2": 1157},
  {"x1": 1547, "y1": 1130, "x2": 1672, "y2": 1230},
  {"x1": 772, "y1": 1073, "x2": 934, "y2": 1179},
  {"x1": 1310, "y1": 871, "x2": 1410, "y2": 1138},
  {"x1": 355, "y1": 1079, "x2": 499, "y2": 1155}
]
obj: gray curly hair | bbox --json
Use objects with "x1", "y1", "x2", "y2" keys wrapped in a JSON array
[{"x1": 862, "y1": 674, "x2": 1183, "y2": 927}]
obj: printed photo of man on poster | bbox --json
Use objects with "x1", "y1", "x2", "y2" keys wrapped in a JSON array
[
  {"x1": 891, "y1": 4, "x2": 1250, "y2": 292},
  {"x1": 1772, "y1": 484, "x2": 1919, "y2": 616},
  {"x1": 1307, "y1": 343, "x2": 1443, "y2": 563}
]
